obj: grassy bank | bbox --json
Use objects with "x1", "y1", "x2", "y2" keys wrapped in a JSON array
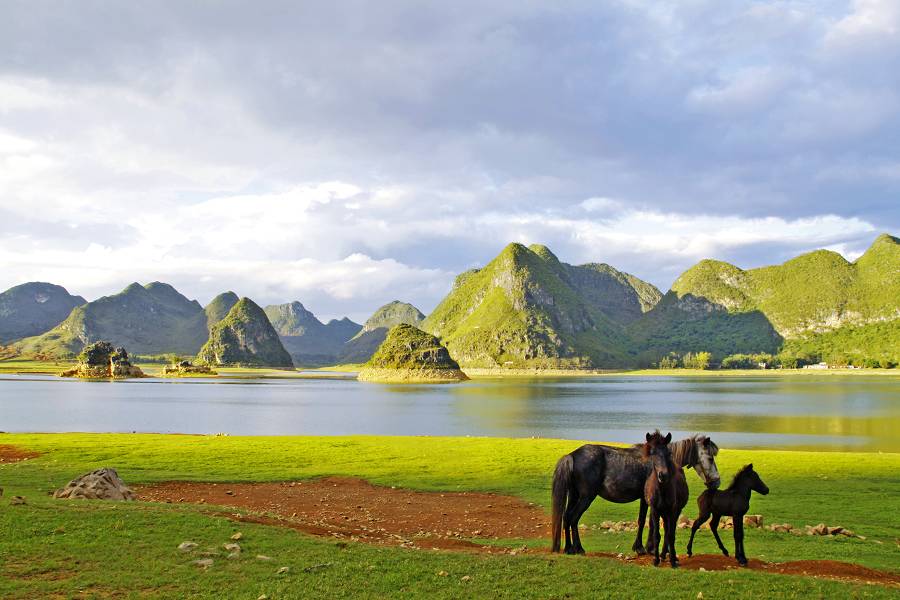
[{"x1": 1, "y1": 434, "x2": 898, "y2": 598}]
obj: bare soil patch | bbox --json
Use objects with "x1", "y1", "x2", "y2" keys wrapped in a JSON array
[
  {"x1": 0, "y1": 444, "x2": 40, "y2": 463},
  {"x1": 137, "y1": 477, "x2": 546, "y2": 552},
  {"x1": 137, "y1": 477, "x2": 899, "y2": 587}
]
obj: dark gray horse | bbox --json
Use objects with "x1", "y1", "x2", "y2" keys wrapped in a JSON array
[{"x1": 551, "y1": 433, "x2": 720, "y2": 554}]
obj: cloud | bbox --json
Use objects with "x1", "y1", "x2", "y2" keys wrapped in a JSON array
[{"x1": 0, "y1": 1, "x2": 896, "y2": 318}]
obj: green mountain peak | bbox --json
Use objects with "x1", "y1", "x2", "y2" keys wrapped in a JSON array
[{"x1": 197, "y1": 298, "x2": 293, "y2": 368}]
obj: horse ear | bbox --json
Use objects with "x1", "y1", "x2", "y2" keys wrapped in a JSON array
[
  {"x1": 646, "y1": 432, "x2": 652, "y2": 442},
  {"x1": 664, "y1": 432, "x2": 672, "y2": 443},
  {"x1": 749, "y1": 463, "x2": 753, "y2": 469}
]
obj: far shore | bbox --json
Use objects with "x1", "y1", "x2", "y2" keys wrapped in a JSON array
[{"x1": 1, "y1": 357, "x2": 898, "y2": 379}]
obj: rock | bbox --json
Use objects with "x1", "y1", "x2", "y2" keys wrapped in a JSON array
[
  {"x1": 437, "y1": 570, "x2": 449, "y2": 577},
  {"x1": 60, "y1": 341, "x2": 145, "y2": 379},
  {"x1": 744, "y1": 515, "x2": 763, "y2": 528},
  {"x1": 193, "y1": 558, "x2": 214, "y2": 569},
  {"x1": 178, "y1": 542, "x2": 198, "y2": 552},
  {"x1": 258, "y1": 596, "x2": 269, "y2": 600},
  {"x1": 277, "y1": 566, "x2": 290, "y2": 575},
  {"x1": 805, "y1": 523, "x2": 829, "y2": 536},
  {"x1": 256, "y1": 555, "x2": 273, "y2": 561},
  {"x1": 826, "y1": 526, "x2": 844, "y2": 535},
  {"x1": 231, "y1": 532, "x2": 243, "y2": 540},
  {"x1": 767, "y1": 523, "x2": 793, "y2": 533},
  {"x1": 161, "y1": 362, "x2": 217, "y2": 377},
  {"x1": 224, "y1": 543, "x2": 241, "y2": 553},
  {"x1": 53, "y1": 468, "x2": 136, "y2": 500},
  {"x1": 10, "y1": 495, "x2": 26, "y2": 505},
  {"x1": 461, "y1": 575, "x2": 472, "y2": 582}
]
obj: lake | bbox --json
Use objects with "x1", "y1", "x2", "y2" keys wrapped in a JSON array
[{"x1": 1, "y1": 374, "x2": 898, "y2": 451}]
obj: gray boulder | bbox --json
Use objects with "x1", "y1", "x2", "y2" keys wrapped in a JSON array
[{"x1": 54, "y1": 467, "x2": 136, "y2": 500}]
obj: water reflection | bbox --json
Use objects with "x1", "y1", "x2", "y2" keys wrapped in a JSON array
[{"x1": 0, "y1": 374, "x2": 898, "y2": 451}]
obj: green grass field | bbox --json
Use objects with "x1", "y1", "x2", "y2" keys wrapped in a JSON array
[{"x1": 1, "y1": 434, "x2": 898, "y2": 598}]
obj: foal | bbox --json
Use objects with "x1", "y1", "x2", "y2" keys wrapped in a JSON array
[
  {"x1": 643, "y1": 431, "x2": 678, "y2": 567},
  {"x1": 687, "y1": 464, "x2": 769, "y2": 566}
]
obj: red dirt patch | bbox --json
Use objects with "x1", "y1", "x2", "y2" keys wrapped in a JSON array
[
  {"x1": 136, "y1": 478, "x2": 899, "y2": 587},
  {"x1": 136, "y1": 477, "x2": 547, "y2": 552},
  {"x1": 0, "y1": 444, "x2": 40, "y2": 463}
]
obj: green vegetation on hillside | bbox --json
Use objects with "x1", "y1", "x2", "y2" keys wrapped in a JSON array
[
  {"x1": 197, "y1": 298, "x2": 294, "y2": 368},
  {"x1": 0, "y1": 282, "x2": 85, "y2": 344},
  {"x1": 15, "y1": 282, "x2": 209, "y2": 358},
  {"x1": 204, "y1": 291, "x2": 239, "y2": 329},
  {"x1": 628, "y1": 233, "x2": 900, "y2": 364},
  {"x1": 358, "y1": 324, "x2": 468, "y2": 382},
  {"x1": 422, "y1": 243, "x2": 656, "y2": 369},
  {"x1": 340, "y1": 301, "x2": 425, "y2": 364}
]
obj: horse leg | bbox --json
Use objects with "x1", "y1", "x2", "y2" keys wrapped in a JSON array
[
  {"x1": 710, "y1": 515, "x2": 729, "y2": 557},
  {"x1": 734, "y1": 519, "x2": 746, "y2": 566},
  {"x1": 562, "y1": 490, "x2": 579, "y2": 554},
  {"x1": 649, "y1": 508, "x2": 661, "y2": 566},
  {"x1": 569, "y1": 495, "x2": 595, "y2": 554},
  {"x1": 666, "y1": 512, "x2": 678, "y2": 568},
  {"x1": 633, "y1": 499, "x2": 649, "y2": 555},
  {"x1": 686, "y1": 508, "x2": 710, "y2": 557}
]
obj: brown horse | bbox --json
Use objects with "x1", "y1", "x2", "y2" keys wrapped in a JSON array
[
  {"x1": 643, "y1": 431, "x2": 679, "y2": 567},
  {"x1": 657, "y1": 465, "x2": 688, "y2": 565},
  {"x1": 686, "y1": 464, "x2": 769, "y2": 566}
]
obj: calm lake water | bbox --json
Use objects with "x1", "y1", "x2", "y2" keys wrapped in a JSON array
[{"x1": 1, "y1": 374, "x2": 898, "y2": 451}]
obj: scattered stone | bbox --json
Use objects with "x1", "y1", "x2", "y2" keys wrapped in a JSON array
[
  {"x1": 699, "y1": 567, "x2": 707, "y2": 572},
  {"x1": 277, "y1": 566, "x2": 290, "y2": 575},
  {"x1": 461, "y1": 575, "x2": 472, "y2": 582},
  {"x1": 231, "y1": 532, "x2": 243, "y2": 541},
  {"x1": 257, "y1": 596, "x2": 269, "y2": 600},
  {"x1": 10, "y1": 495, "x2": 26, "y2": 505},
  {"x1": 256, "y1": 555, "x2": 273, "y2": 561},
  {"x1": 178, "y1": 541, "x2": 198, "y2": 552},
  {"x1": 438, "y1": 570, "x2": 449, "y2": 577},
  {"x1": 302, "y1": 562, "x2": 333, "y2": 573},
  {"x1": 224, "y1": 543, "x2": 241, "y2": 553},
  {"x1": 227, "y1": 552, "x2": 240, "y2": 560},
  {"x1": 766, "y1": 523, "x2": 793, "y2": 533},
  {"x1": 806, "y1": 523, "x2": 829, "y2": 536},
  {"x1": 193, "y1": 558, "x2": 214, "y2": 569},
  {"x1": 53, "y1": 468, "x2": 136, "y2": 501},
  {"x1": 744, "y1": 515, "x2": 763, "y2": 528}
]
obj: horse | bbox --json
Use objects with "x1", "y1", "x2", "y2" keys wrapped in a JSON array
[
  {"x1": 644, "y1": 432, "x2": 687, "y2": 569},
  {"x1": 656, "y1": 464, "x2": 688, "y2": 565},
  {"x1": 686, "y1": 464, "x2": 769, "y2": 566},
  {"x1": 550, "y1": 433, "x2": 720, "y2": 555}
]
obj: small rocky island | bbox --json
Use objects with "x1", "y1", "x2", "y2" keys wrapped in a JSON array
[
  {"x1": 357, "y1": 324, "x2": 469, "y2": 383},
  {"x1": 61, "y1": 341, "x2": 145, "y2": 379},
  {"x1": 161, "y1": 360, "x2": 217, "y2": 377}
]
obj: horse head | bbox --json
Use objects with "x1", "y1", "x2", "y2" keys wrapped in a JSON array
[
  {"x1": 746, "y1": 464, "x2": 770, "y2": 495},
  {"x1": 645, "y1": 430, "x2": 672, "y2": 484},
  {"x1": 693, "y1": 435, "x2": 721, "y2": 490}
]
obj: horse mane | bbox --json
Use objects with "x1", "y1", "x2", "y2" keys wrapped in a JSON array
[
  {"x1": 671, "y1": 438, "x2": 694, "y2": 468},
  {"x1": 725, "y1": 464, "x2": 754, "y2": 490}
]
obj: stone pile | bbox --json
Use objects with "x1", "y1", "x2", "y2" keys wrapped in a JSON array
[{"x1": 54, "y1": 467, "x2": 136, "y2": 500}]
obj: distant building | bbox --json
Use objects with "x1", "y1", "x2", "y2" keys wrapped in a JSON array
[{"x1": 803, "y1": 362, "x2": 829, "y2": 370}]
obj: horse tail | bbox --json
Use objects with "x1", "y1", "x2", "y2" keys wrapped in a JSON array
[{"x1": 551, "y1": 453, "x2": 573, "y2": 552}]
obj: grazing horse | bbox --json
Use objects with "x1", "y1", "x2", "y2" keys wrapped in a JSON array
[
  {"x1": 642, "y1": 432, "x2": 680, "y2": 567},
  {"x1": 550, "y1": 433, "x2": 720, "y2": 555},
  {"x1": 686, "y1": 464, "x2": 770, "y2": 566}
]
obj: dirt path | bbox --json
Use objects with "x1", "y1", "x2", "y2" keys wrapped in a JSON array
[
  {"x1": 0, "y1": 444, "x2": 40, "y2": 463},
  {"x1": 137, "y1": 478, "x2": 899, "y2": 587}
]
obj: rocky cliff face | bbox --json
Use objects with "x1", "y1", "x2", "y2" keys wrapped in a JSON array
[
  {"x1": 357, "y1": 324, "x2": 468, "y2": 383},
  {"x1": 197, "y1": 298, "x2": 294, "y2": 368},
  {"x1": 0, "y1": 282, "x2": 86, "y2": 344}
]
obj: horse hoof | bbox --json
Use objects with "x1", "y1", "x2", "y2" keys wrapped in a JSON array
[
  {"x1": 738, "y1": 559, "x2": 748, "y2": 567},
  {"x1": 632, "y1": 546, "x2": 647, "y2": 556},
  {"x1": 670, "y1": 562, "x2": 678, "y2": 569},
  {"x1": 722, "y1": 550, "x2": 729, "y2": 557},
  {"x1": 653, "y1": 559, "x2": 660, "y2": 566}
]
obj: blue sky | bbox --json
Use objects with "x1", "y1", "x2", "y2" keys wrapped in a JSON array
[{"x1": 1, "y1": 1, "x2": 898, "y2": 321}]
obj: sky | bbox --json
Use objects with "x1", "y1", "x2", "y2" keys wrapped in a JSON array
[{"x1": 1, "y1": 1, "x2": 898, "y2": 322}]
